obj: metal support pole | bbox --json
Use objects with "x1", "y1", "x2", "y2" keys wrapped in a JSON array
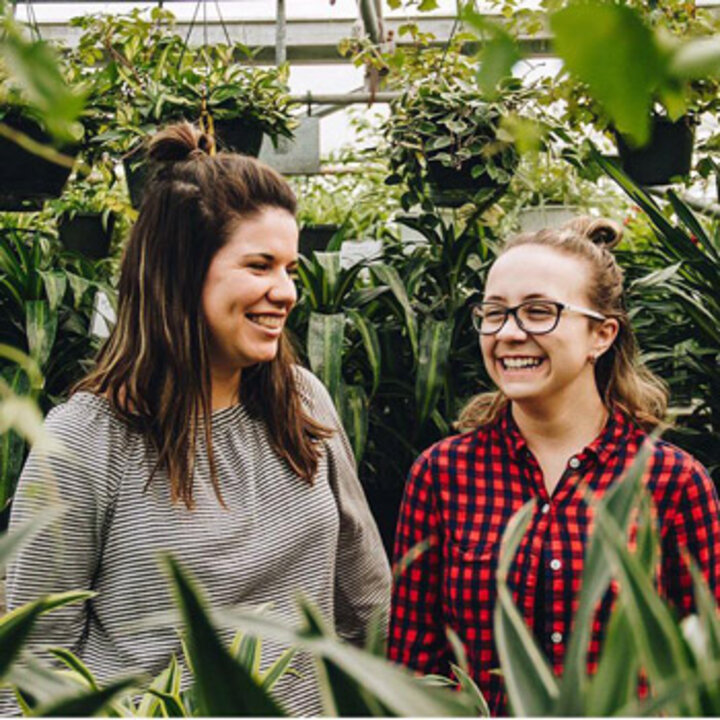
[
  {"x1": 276, "y1": 0, "x2": 286, "y2": 66},
  {"x1": 358, "y1": 0, "x2": 382, "y2": 45}
]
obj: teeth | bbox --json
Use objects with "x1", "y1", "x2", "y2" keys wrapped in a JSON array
[
  {"x1": 248, "y1": 315, "x2": 284, "y2": 329},
  {"x1": 502, "y1": 357, "x2": 542, "y2": 369}
]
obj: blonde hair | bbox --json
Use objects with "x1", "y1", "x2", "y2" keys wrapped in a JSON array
[{"x1": 457, "y1": 216, "x2": 668, "y2": 432}]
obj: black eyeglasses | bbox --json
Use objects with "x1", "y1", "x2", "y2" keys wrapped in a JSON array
[{"x1": 471, "y1": 300, "x2": 606, "y2": 336}]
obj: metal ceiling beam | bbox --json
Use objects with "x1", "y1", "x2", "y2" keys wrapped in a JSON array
[{"x1": 26, "y1": 15, "x2": 554, "y2": 62}]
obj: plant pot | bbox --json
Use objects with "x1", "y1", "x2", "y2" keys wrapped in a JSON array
[
  {"x1": 614, "y1": 116, "x2": 695, "y2": 186},
  {"x1": 299, "y1": 224, "x2": 339, "y2": 256},
  {"x1": 213, "y1": 119, "x2": 264, "y2": 157},
  {"x1": 426, "y1": 153, "x2": 516, "y2": 208},
  {"x1": 58, "y1": 212, "x2": 116, "y2": 259},
  {"x1": 123, "y1": 144, "x2": 150, "y2": 209},
  {"x1": 0, "y1": 111, "x2": 79, "y2": 211},
  {"x1": 517, "y1": 205, "x2": 579, "y2": 234}
]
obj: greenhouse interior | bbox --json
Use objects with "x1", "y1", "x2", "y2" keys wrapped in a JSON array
[{"x1": 0, "y1": 0, "x2": 720, "y2": 716}]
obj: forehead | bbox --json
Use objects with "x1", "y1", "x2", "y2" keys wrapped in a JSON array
[
  {"x1": 485, "y1": 244, "x2": 591, "y2": 303},
  {"x1": 223, "y1": 207, "x2": 298, "y2": 256}
]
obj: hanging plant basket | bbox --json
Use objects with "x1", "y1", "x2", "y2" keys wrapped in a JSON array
[
  {"x1": 58, "y1": 211, "x2": 116, "y2": 259},
  {"x1": 213, "y1": 119, "x2": 264, "y2": 157},
  {"x1": 614, "y1": 115, "x2": 695, "y2": 186},
  {"x1": 299, "y1": 224, "x2": 339, "y2": 257},
  {"x1": 0, "y1": 111, "x2": 79, "y2": 211}
]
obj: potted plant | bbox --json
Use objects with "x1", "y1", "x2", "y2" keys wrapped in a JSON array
[
  {"x1": 383, "y1": 77, "x2": 523, "y2": 210},
  {"x1": 46, "y1": 165, "x2": 132, "y2": 259}
]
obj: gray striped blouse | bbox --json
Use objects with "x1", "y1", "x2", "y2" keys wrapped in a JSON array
[{"x1": 5, "y1": 367, "x2": 391, "y2": 716}]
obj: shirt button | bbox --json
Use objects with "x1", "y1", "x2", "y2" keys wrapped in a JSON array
[
  {"x1": 550, "y1": 558, "x2": 562, "y2": 571},
  {"x1": 541, "y1": 503, "x2": 550, "y2": 514},
  {"x1": 551, "y1": 631, "x2": 563, "y2": 644},
  {"x1": 568, "y1": 456, "x2": 581, "y2": 469}
]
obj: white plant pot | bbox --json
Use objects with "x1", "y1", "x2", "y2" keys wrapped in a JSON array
[{"x1": 517, "y1": 205, "x2": 579, "y2": 233}]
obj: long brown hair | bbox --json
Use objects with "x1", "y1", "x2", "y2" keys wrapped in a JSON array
[
  {"x1": 76, "y1": 122, "x2": 331, "y2": 508},
  {"x1": 458, "y1": 216, "x2": 668, "y2": 432}
]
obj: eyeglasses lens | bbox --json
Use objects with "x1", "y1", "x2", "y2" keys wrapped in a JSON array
[{"x1": 473, "y1": 302, "x2": 559, "y2": 335}]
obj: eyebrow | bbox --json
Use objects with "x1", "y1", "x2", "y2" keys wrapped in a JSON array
[
  {"x1": 484, "y1": 292, "x2": 553, "y2": 302},
  {"x1": 241, "y1": 252, "x2": 298, "y2": 266}
]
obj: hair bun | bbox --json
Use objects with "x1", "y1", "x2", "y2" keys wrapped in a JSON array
[
  {"x1": 148, "y1": 122, "x2": 215, "y2": 164},
  {"x1": 561, "y1": 215, "x2": 623, "y2": 250}
]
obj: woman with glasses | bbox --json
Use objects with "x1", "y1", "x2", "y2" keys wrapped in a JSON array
[{"x1": 387, "y1": 216, "x2": 720, "y2": 714}]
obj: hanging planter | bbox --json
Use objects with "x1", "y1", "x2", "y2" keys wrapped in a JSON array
[
  {"x1": 0, "y1": 110, "x2": 79, "y2": 211},
  {"x1": 614, "y1": 115, "x2": 695, "y2": 186},
  {"x1": 425, "y1": 154, "x2": 512, "y2": 208},
  {"x1": 213, "y1": 118, "x2": 264, "y2": 157},
  {"x1": 58, "y1": 211, "x2": 116, "y2": 259},
  {"x1": 299, "y1": 224, "x2": 340, "y2": 257}
]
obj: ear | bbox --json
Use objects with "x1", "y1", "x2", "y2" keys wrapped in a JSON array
[{"x1": 592, "y1": 317, "x2": 619, "y2": 358}]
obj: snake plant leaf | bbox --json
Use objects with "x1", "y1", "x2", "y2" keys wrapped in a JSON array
[
  {"x1": 338, "y1": 382, "x2": 369, "y2": 462},
  {"x1": 370, "y1": 264, "x2": 418, "y2": 360},
  {"x1": 307, "y1": 312, "x2": 344, "y2": 402},
  {"x1": 415, "y1": 316, "x2": 453, "y2": 428},
  {"x1": 163, "y1": 555, "x2": 285, "y2": 717},
  {"x1": 494, "y1": 500, "x2": 559, "y2": 716},
  {"x1": 347, "y1": 308, "x2": 381, "y2": 396},
  {"x1": 25, "y1": 300, "x2": 57, "y2": 370}
]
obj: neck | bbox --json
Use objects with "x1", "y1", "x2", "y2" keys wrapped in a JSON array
[
  {"x1": 209, "y1": 366, "x2": 242, "y2": 411},
  {"x1": 512, "y1": 386, "x2": 609, "y2": 455}
]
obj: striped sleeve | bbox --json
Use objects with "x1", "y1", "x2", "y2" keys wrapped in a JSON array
[
  {"x1": 295, "y1": 367, "x2": 391, "y2": 644},
  {"x1": 5, "y1": 400, "x2": 126, "y2": 654}
]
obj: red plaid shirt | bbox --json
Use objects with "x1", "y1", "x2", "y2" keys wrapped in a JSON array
[{"x1": 387, "y1": 406, "x2": 720, "y2": 715}]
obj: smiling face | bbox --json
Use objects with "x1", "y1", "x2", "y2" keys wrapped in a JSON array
[
  {"x1": 480, "y1": 244, "x2": 617, "y2": 413},
  {"x1": 201, "y1": 206, "x2": 299, "y2": 375}
]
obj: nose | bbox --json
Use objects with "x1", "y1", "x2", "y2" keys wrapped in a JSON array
[
  {"x1": 494, "y1": 310, "x2": 527, "y2": 341},
  {"x1": 268, "y1": 268, "x2": 297, "y2": 307}
]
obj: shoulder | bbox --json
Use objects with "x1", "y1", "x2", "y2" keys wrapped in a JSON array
[
  {"x1": 645, "y1": 435, "x2": 714, "y2": 501},
  {"x1": 408, "y1": 428, "x2": 484, "y2": 485},
  {"x1": 292, "y1": 365, "x2": 338, "y2": 427}
]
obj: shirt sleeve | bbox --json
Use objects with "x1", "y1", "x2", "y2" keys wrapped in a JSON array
[
  {"x1": 5, "y1": 399, "x2": 123, "y2": 658},
  {"x1": 295, "y1": 367, "x2": 392, "y2": 645},
  {"x1": 387, "y1": 451, "x2": 451, "y2": 676},
  {"x1": 662, "y1": 457, "x2": 720, "y2": 615}
]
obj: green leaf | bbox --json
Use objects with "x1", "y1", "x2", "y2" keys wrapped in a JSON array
[
  {"x1": 307, "y1": 312, "x2": 345, "y2": 402},
  {"x1": 347, "y1": 309, "x2": 381, "y2": 396},
  {"x1": 494, "y1": 501, "x2": 559, "y2": 716},
  {"x1": 38, "y1": 271, "x2": 67, "y2": 312},
  {"x1": 34, "y1": 677, "x2": 140, "y2": 717},
  {"x1": 0, "y1": 591, "x2": 93, "y2": 681},
  {"x1": 338, "y1": 383, "x2": 369, "y2": 462},
  {"x1": 370, "y1": 264, "x2": 418, "y2": 360},
  {"x1": 668, "y1": 37, "x2": 720, "y2": 80},
  {"x1": 551, "y1": 3, "x2": 662, "y2": 144},
  {"x1": 146, "y1": 688, "x2": 187, "y2": 717},
  {"x1": 449, "y1": 663, "x2": 491, "y2": 717},
  {"x1": 47, "y1": 647, "x2": 99, "y2": 690},
  {"x1": 260, "y1": 647, "x2": 297, "y2": 691},
  {"x1": 163, "y1": 555, "x2": 285, "y2": 717},
  {"x1": 415, "y1": 317, "x2": 454, "y2": 428},
  {"x1": 0, "y1": 365, "x2": 29, "y2": 508},
  {"x1": 25, "y1": 300, "x2": 57, "y2": 370}
]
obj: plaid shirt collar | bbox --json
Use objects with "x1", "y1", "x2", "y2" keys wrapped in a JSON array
[{"x1": 497, "y1": 402, "x2": 633, "y2": 469}]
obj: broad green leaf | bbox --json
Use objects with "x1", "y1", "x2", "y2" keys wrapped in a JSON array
[
  {"x1": 307, "y1": 312, "x2": 344, "y2": 402},
  {"x1": 66, "y1": 272, "x2": 93, "y2": 309},
  {"x1": 558, "y1": 437, "x2": 654, "y2": 712},
  {"x1": 319, "y1": 659, "x2": 388, "y2": 716},
  {"x1": 415, "y1": 317, "x2": 453, "y2": 428},
  {"x1": 313, "y1": 252, "x2": 342, "y2": 309},
  {"x1": 494, "y1": 501, "x2": 559, "y2": 716},
  {"x1": 370, "y1": 264, "x2": 418, "y2": 359},
  {"x1": 25, "y1": 300, "x2": 57, "y2": 370},
  {"x1": 338, "y1": 383, "x2": 369, "y2": 462},
  {"x1": 38, "y1": 271, "x2": 67, "y2": 313},
  {"x1": 163, "y1": 555, "x2": 284, "y2": 716},
  {"x1": 347, "y1": 308, "x2": 381, "y2": 396},
  {"x1": 0, "y1": 344, "x2": 43, "y2": 391},
  {"x1": 0, "y1": 591, "x2": 92, "y2": 681},
  {"x1": 34, "y1": 677, "x2": 140, "y2": 717},
  {"x1": 551, "y1": 3, "x2": 661, "y2": 144}
]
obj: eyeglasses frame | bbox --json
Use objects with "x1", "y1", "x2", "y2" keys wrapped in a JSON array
[{"x1": 471, "y1": 299, "x2": 607, "y2": 336}]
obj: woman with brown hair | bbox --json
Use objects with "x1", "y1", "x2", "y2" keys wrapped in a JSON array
[
  {"x1": 387, "y1": 217, "x2": 720, "y2": 714},
  {"x1": 6, "y1": 122, "x2": 390, "y2": 715}
]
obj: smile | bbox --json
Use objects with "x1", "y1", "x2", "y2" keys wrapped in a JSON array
[
  {"x1": 246, "y1": 314, "x2": 285, "y2": 330},
  {"x1": 500, "y1": 356, "x2": 545, "y2": 370}
]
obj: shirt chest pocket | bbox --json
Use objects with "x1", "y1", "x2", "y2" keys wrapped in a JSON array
[{"x1": 443, "y1": 535, "x2": 501, "y2": 627}]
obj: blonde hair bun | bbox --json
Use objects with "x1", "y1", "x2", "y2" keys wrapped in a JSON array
[
  {"x1": 148, "y1": 121, "x2": 215, "y2": 164},
  {"x1": 561, "y1": 215, "x2": 623, "y2": 250}
]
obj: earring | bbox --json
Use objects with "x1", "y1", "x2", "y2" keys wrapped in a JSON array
[{"x1": 588, "y1": 354, "x2": 597, "y2": 366}]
